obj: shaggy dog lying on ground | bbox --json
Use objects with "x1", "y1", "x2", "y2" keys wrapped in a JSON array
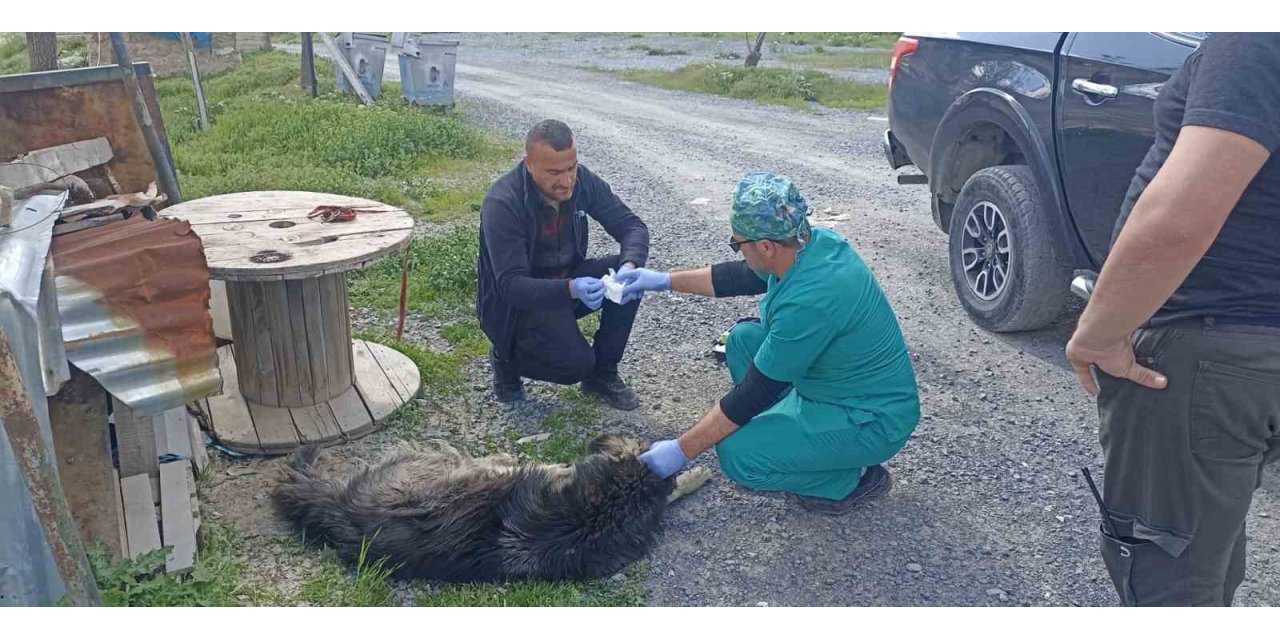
[{"x1": 274, "y1": 434, "x2": 710, "y2": 583}]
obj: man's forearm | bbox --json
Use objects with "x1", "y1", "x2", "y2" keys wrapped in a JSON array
[
  {"x1": 1075, "y1": 204, "x2": 1221, "y2": 344},
  {"x1": 669, "y1": 267, "x2": 715, "y2": 297},
  {"x1": 676, "y1": 404, "x2": 740, "y2": 459}
]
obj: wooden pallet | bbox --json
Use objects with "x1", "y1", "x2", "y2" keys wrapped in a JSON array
[
  {"x1": 114, "y1": 405, "x2": 208, "y2": 573},
  {"x1": 202, "y1": 340, "x2": 420, "y2": 455},
  {"x1": 49, "y1": 367, "x2": 210, "y2": 564},
  {"x1": 118, "y1": 459, "x2": 199, "y2": 575}
]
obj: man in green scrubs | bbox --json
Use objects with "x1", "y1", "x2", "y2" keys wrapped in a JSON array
[{"x1": 616, "y1": 173, "x2": 920, "y2": 513}]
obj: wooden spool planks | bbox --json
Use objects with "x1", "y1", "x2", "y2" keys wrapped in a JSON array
[
  {"x1": 203, "y1": 341, "x2": 420, "y2": 455},
  {"x1": 159, "y1": 191, "x2": 413, "y2": 282},
  {"x1": 159, "y1": 460, "x2": 197, "y2": 575},
  {"x1": 225, "y1": 274, "x2": 354, "y2": 408},
  {"x1": 120, "y1": 474, "x2": 161, "y2": 560}
]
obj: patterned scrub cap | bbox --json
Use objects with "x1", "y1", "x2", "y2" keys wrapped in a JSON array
[{"x1": 730, "y1": 172, "x2": 811, "y2": 243}]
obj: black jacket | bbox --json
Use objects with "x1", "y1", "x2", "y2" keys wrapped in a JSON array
[{"x1": 477, "y1": 161, "x2": 649, "y2": 357}]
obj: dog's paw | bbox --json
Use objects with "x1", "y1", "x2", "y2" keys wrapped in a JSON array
[{"x1": 669, "y1": 466, "x2": 713, "y2": 502}]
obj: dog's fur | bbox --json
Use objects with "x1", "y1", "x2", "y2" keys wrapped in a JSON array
[{"x1": 273, "y1": 434, "x2": 710, "y2": 583}]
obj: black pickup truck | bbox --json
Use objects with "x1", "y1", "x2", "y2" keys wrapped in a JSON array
[{"x1": 884, "y1": 32, "x2": 1209, "y2": 332}]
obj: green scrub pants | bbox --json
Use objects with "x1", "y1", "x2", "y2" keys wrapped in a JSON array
[{"x1": 714, "y1": 320, "x2": 905, "y2": 500}]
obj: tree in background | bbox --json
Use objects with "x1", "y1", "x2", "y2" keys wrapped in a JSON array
[
  {"x1": 744, "y1": 33, "x2": 767, "y2": 68},
  {"x1": 25, "y1": 32, "x2": 59, "y2": 71}
]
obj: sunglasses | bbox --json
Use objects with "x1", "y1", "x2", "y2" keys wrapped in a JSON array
[{"x1": 728, "y1": 237, "x2": 760, "y2": 253}]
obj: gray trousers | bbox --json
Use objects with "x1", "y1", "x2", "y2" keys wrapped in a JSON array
[{"x1": 1097, "y1": 320, "x2": 1280, "y2": 606}]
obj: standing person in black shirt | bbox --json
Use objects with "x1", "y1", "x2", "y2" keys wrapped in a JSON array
[{"x1": 1067, "y1": 33, "x2": 1280, "y2": 606}]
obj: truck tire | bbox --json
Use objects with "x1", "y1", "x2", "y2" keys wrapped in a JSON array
[{"x1": 947, "y1": 165, "x2": 1070, "y2": 332}]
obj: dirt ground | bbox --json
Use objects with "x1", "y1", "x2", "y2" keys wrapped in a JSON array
[{"x1": 210, "y1": 33, "x2": 1280, "y2": 606}]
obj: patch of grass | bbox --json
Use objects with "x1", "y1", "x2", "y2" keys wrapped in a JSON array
[
  {"x1": 577, "y1": 312, "x2": 601, "y2": 339},
  {"x1": 618, "y1": 63, "x2": 887, "y2": 111},
  {"x1": 1, "y1": 33, "x2": 28, "y2": 75},
  {"x1": 300, "y1": 539, "x2": 397, "y2": 607},
  {"x1": 380, "y1": 399, "x2": 426, "y2": 438},
  {"x1": 784, "y1": 50, "x2": 892, "y2": 72},
  {"x1": 417, "y1": 561, "x2": 648, "y2": 606},
  {"x1": 441, "y1": 320, "x2": 490, "y2": 358},
  {"x1": 628, "y1": 44, "x2": 687, "y2": 56},
  {"x1": 271, "y1": 32, "x2": 302, "y2": 44},
  {"x1": 348, "y1": 224, "x2": 480, "y2": 320},
  {"x1": 89, "y1": 521, "x2": 251, "y2": 606},
  {"x1": 520, "y1": 387, "x2": 602, "y2": 464},
  {"x1": 356, "y1": 328, "x2": 482, "y2": 399},
  {"x1": 680, "y1": 32, "x2": 901, "y2": 49},
  {"x1": 155, "y1": 51, "x2": 512, "y2": 219},
  {"x1": 713, "y1": 51, "x2": 742, "y2": 61}
]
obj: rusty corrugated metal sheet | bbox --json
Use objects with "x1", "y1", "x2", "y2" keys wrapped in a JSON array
[{"x1": 51, "y1": 216, "x2": 221, "y2": 416}]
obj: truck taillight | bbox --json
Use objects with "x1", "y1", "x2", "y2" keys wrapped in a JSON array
[{"x1": 889, "y1": 37, "x2": 919, "y2": 94}]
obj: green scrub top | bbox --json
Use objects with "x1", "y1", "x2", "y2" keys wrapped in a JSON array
[{"x1": 752, "y1": 226, "x2": 919, "y2": 443}]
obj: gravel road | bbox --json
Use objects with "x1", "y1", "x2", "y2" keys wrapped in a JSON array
[{"x1": 249, "y1": 33, "x2": 1280, "y2": 606}]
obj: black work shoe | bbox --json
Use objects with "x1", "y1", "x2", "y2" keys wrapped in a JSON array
[
  {"x1": 580, "y1": 371, "x2": 640, "y2": 411},
  {"x1": 489, "y1": 351, "x2": 525, "y2": 403},
  {"x1": 792, "y1": 464, "x2": 893, "y2": 515}
]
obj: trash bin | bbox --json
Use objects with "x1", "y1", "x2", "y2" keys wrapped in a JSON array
[
  {"x1": 336, "y1": 32, "x2": 389, "y2": 100},
  {"x1": 396, "y1": 35, "x2": 458, "y2": 107}
]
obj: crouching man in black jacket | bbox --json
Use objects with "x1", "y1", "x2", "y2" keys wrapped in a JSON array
[{"x1": 476, "y1": 120, "x2": 650, "y2": 410}]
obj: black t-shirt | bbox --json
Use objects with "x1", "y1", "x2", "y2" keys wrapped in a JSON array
[
  {"x1": 531, "y1": 198, "x2": 577, "y2": 278},
  {"x1": 1111, "y1": 33, "x2": 1280, "y2": 327}
]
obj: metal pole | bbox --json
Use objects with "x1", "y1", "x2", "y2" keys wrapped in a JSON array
[
  {"x1": 108, "y1": 33, "x2": 183, "y2": 204},
  {"x1": 181, "y1": 33, "x2": 210, "y2": 131},
  {"x1": 300, "y1": 33, "x2": 318, "y2": 98},
  {"x1": 0, "y1": 328, "x2": 102, "y2": 606}
]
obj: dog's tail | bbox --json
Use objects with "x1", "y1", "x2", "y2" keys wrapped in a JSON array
[{"x1": 273, "y1": 444, "x2": 363, "y2": 550}]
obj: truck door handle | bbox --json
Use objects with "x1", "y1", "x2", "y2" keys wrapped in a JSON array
[{"x1": 1072, "y1": 78, "x2": 1119, "y2": 100}]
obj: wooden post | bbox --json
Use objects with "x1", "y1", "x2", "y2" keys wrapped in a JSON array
[
  {"x1": 108, "y1": 33, "x2": 183, "y2": 205},
  {"x1": 319, "y1": 32, "x2": 374, "y2": 105},
  {"x1": 0, "y1": 328, "x2": 101, "y2": 606},
  {"x1": 181, "y1": 33, "x2": 210, "y2": 131},
  {"x1": 300, "y1": 33, "x2": 318, "y2": 98},
  {"x1": 48, "y1": 367, "x2": 124, "y2": 560}
]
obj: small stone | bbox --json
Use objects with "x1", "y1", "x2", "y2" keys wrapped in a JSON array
[
  {"x1": 690, "y1": 197, "x2": 711, "y2": 206},
  {"x1": 609, "y1": 573, "x2": 627, "y2": 583},
  {"x1": 906, "y1": 563, "x2": 923, "y2": 573},
  {"x1": 756, "y1": 601, "x2": 769, "y2": 607},
  {"x1": 986, "y1": 588, "x2": 1006, "y2": 597},
  {"x1": 473, "y1": 383, "x2": 488, "y2": 391},
  {"x1": 516, "y1": 433, "x2": 552, "y2": 444},
  {"x1": 1260, "y1": 513, "x2": 1270, "y2": 518},
  {"x1": 1055, "y1": 515, "x2": 1066, "y2": 523}
]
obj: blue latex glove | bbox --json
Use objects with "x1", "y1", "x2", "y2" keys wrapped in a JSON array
[
  {"x1": 639, "y1": 439, "x2": 688, "y2": 479},
  {"x1": 615, "y1": 267, "x2": 671, "y2": 304},
  {"x1": 571, "y1": 277, "x2": 605, "y2": 310},
  {"x1": 615, "y1": 263, "x2": 643, "y2": 304}
]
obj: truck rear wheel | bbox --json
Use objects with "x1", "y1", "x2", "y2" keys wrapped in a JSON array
[{"x1": 947, "y1": 165, "x2": 1071, "y2": 332}]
